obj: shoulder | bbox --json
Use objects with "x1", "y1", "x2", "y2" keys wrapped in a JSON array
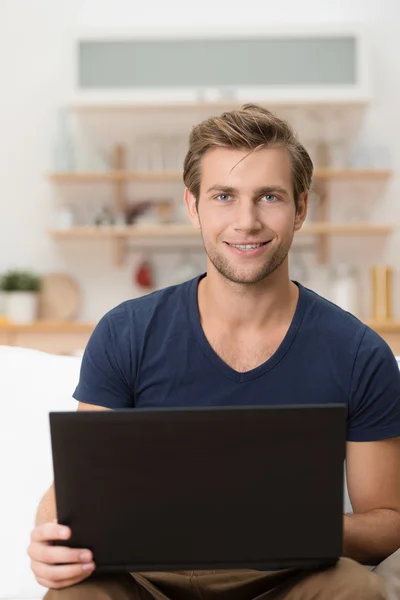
[
  {"x1": 79, "y1": 276, "x2": 196, "y2": 382},
  {"x1": 103, "y1": 277, "x2": 196, "y2": 336},
  {"x1": 301, "y1": 284, "x2": 370, "y2": 346},
  {"x1": 299, "y1": 284, "x2": 397, "y2": 374},
  {"x1": 301, "y1": 283, "x2": 399, "y2": 379}
]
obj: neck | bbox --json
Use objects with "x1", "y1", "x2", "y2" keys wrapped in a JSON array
[{"x1": 198, "y1": 261, "x2": 299, "y2": 331}]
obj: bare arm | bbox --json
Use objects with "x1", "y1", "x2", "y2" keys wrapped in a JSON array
[
  {"x1": 29, "y1": 402, "x2": 111, "y2": 589},
  {"x1": 344, "y1": 438, "x2": 400, "y2": 565},
  {"x1": 35, "y1": 483, "x2": 56, "y2": 527}
]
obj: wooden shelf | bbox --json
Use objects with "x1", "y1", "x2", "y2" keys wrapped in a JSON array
[
  {"x1": 314, "y1": 168, "x2": 392, "y2": 180},
  {"x1": 47, "y1": 168, "x2": 392, "y2": 184},
  {"x1": 69, "y1": 99, "x2": 368, "y2": 112},
  {"x1": 48, "y1": 224, "x2": 199, "y2": 239},
  {"x1": 299, "y1": 223, "x2": 392, "y2": 235},
  {"x1": 366, "y1": 321, "x2": 400, "y2": 334},
  {"x1": 2, "y1": 319, "x2": 400, "y2": 336},
  {"x1": 0, "y1": 321, "x2": 94, "y2": 333},
  {"x1": 48, "y1": 223, "x2": 392, "y2": 239},
  {"x1": 47, "y1": 171, "x2": 183, "y2": 183}
]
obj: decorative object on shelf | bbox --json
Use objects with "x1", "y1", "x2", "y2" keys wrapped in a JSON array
[
  {"x1": 68, "y1": 111, "x2": 110, "y2": 172},
  {"x1": 133, "y1": 136, "x2": 149, "y2": 172},
  {"x1": 341, "y1": 184, "x2": 368, "y2": 223},
  {"x1": 125, "y1": 199, "x2": 176, "y2": 226},
  {"x1": 330, "y1": 263, "x2": 359, "y2": 315},
  {"x1": 51, "y1": 108, "x2": 75, "y2": 172},
  {"x1": 154, "y1": 199, "x2": 176, "y2": 224},
  {"x1": 324, "y1": 108, "x2": 351, "y2": 169},
  {"x1": 0, "y1": 270, "x2": 42, "y2": 324},
  {"x1": 54, "y1": 205, "x2": 75, "y2": 229},
  {"x1": 302, "y1": 108, "x2": 323, "y2": 168},
  {"x1": 371, "y1": 265, "x2": 393, "y2": 322},
  {"x1": 133, "y1": 135, "x2": 188, "y2": 173},
  {"x1": 93, "y1": 205, "x2": 115, "y2": 226},
  {"x1": 126, "y1": 201, "x2": 157, "y2": 226},
  {"x1": 38, "y1": 273, "x2": 81, "y2": 321},
  {"x1": 148, "y1": 136, "x2": 165, "y2": 172},
  {"x1": 134, "y1": 259, "x2": 155, "y2": 291},
  {"x1": 349, "y1": 145, "x2": 392, "y2": 170}
]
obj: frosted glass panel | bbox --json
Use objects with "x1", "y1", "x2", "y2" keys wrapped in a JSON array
[{"x1": 78, "y1": 37, "x2": 356, "y2": 88}]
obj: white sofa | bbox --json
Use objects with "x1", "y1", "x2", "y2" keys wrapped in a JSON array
[
  {"x1": 0, "y1": 346, "x2": 81, "y2": 600},
  {"x1": 1, "y1": 345, "x2": 399, "y2": 600}
]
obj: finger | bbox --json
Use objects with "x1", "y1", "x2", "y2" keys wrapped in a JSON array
[
  {"x1": 29, "y1": 543, "x2": 92, "y2": 565},
  {"x1": 33, "y1": 560, "x2": 95, "y2": 583},
  {"x1": 31, "y1": 523, "x2": 71, "y2": 543}
]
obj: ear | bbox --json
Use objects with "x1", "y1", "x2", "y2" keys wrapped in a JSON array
[
  {"x1": 294, "y1": 191, "x2": 308, "y2": 232},
  {"x1": 184, "y1": 188, "x2": 201, "y2": 229}
]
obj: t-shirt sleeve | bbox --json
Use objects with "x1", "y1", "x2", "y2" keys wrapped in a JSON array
[
  {"x1": 73, "y1": 304, "x2": 135, "y2": 409},
  {"x1": 348, "y1": 326, "x2": 400, "y2": 442}
]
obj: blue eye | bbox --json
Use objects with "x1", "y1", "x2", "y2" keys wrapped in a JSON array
[
  {"x1": 262, "y1": 194, "x2": 277, "y2": 202},
  {"x1": 217, "y1": 194, "x2": 231, "y2": 202}
]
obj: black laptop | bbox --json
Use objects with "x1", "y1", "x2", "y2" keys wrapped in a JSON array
[{"x1": 49, "y1": 404, "x2": 347, "y2": 573}]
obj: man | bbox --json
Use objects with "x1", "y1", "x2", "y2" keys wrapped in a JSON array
[{"x1": 28, "y1": 104, "x2": 400, "y2": 599}]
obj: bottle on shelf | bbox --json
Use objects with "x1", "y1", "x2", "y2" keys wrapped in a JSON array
[
  {"x1": 371, "y1": 265, "x2": 393, "y2": 322},
  {"x1": 330, "y1": 263, "x2": 359, "y2": 315}
]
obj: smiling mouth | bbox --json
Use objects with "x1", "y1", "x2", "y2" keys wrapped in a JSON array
[{"x1": 226, "y1": 242, "x2": 270, "y2": 250}]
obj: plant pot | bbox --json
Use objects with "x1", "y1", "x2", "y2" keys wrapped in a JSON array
[{"x1": 4, "y1": 292, "x2": 38, "y2": 324}]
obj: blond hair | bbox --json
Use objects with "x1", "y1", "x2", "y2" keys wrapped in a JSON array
[{"x1": 183, "y1": 104, "x2": 313, "y2": 209}]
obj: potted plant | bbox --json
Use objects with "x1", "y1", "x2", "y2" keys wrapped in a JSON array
[{"x1": 0, "y1": 270, "x2": 42, "y2": 324}]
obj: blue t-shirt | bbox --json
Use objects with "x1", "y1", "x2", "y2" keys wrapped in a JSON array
[{"x1": 74, "y1": 275, "x2": 400, "y2": 442}]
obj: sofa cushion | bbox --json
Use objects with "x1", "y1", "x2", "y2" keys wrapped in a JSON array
[{"x1": 0, "y1": 346, "x2": 81, "y2": 599}]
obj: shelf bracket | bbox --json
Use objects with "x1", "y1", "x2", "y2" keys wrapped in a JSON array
[
  {"x1": 314, "y1": 180, "x2": 330, "y2": 264},
  {"x1": 113, "y1": 144, "x2": 127, "y2": 267},
  {"x1": 113, "y1": 144, "x2": 126, "y2": 215}
]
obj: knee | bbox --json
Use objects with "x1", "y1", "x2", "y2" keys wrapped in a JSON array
[
  {"x1": 43, "y1": 578, "x2": 104, "y2": 600},
  {"x1": 329, "y1": 558, "x2": 387, "y2": 600},
  {"x1": 43, "y1": 574, "x2": 138, "y2": 600},
  {"x1": 43, "y1": 581, "x2": 87, "y2": 600}
]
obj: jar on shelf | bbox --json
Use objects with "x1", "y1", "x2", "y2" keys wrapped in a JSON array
[{"x1": 330, "y1": 264, "x2": 359, "y2": 315}]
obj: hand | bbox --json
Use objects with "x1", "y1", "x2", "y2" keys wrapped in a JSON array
[{"x1": 28, "y1": 520, "x2": 95, "y2": 590}]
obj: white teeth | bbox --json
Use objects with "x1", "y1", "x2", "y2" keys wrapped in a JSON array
[{"x1": 230, "y1": 243, "x2": 264, "y2": 250}]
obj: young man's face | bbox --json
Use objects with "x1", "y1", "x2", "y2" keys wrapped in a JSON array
[{"x1": 185, "y1": 146, "x2": 307, "y2": 285}]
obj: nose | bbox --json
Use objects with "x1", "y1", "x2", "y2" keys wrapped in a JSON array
[{"x1": 232, "y1": 201, "x2": 262, "y2": 233}]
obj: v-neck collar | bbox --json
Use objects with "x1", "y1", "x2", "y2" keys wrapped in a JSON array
[{"x1": 188, "y1": 273, "x2": 307, "y2": 383}]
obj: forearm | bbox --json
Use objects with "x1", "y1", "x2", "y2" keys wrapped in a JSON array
[
  {"x1": 343, "y1": 509, "x2": 400, "y2": 565},
  {"x1": 35, "y1": 484, "x2": 57, "y2": 526}
]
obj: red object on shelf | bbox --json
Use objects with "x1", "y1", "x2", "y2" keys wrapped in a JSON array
[{"x1": 135, "y1": 260, "x2": 154, "y2": 289}]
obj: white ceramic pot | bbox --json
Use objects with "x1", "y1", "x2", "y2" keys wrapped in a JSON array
[{"x1": 5, "y1": 292, "x2": 38, "y2": 324}]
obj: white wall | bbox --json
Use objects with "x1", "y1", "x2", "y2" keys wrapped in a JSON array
[{"x1": 0, "y1": 0, "x2": 399, "y2": 321}]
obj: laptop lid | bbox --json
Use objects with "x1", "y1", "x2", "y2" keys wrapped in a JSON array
[{"x1": 50, "y1": 404, "x2": 347, "y2": 573}]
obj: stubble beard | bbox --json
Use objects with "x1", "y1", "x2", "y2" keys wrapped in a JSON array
[{"x1": 200, "y1": 229, "x2": 295, "y2": 286}]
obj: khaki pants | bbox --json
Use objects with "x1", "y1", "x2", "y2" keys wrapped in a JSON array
[{"x1": 44, "y1": 560, "x2": 387, "y2": 599}]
